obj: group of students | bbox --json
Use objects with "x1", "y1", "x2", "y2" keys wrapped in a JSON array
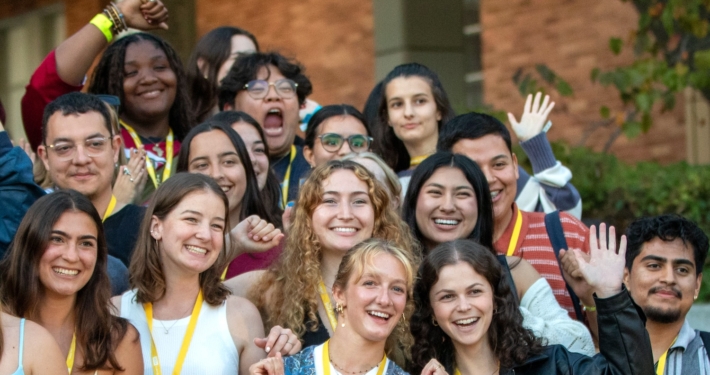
[{"x1": 0, "y1": 0, "x2": 706, "y2": 374}]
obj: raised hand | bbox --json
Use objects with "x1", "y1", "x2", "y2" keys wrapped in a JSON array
[
  {"x1": 230, "y1": 216, "x2": 284, "y2": 259},
  {"x1": 116, "y1": 0, "x2": 169, "y2": 31},
  {"x1": 249, "y1": 352, "x2": 285, "y2": 375},
  {"x1": 507, "y1": 92, "x2": 555, "y2": 142},
  {"x1": 254, "y1": 326, "x2": 302, "y2": 357},
  {"x1": 572, "y1": 223, "x2": 627, "y2": 298},
  {"x1": 113, "y1": 148, "x2": 147, "y2": 205}
]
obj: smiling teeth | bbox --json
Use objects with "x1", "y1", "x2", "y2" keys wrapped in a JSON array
[
  {"x1": 186, "y1": 245, "x2": 207, "y2": 254},
  {"x1": 53, "y1": 268, "x2": 78, "y2": 276},
  {"x1": 268, "y1": 109, "x2": 281, "y2": 114},
  {"x1": 368, "y1": 311, "x2": 391, "y2": 319},
  {"x1": 455, "y1": 317, "x2": 479, "y2": 325},
  {"x1": 434, "y1": 219, "x2": 459, "y2": 226},
  {"x1": 221, "y1": 186, "x2": 230, "y2": 192},
  {"x1": 491, "y1": 191, "x2": 500, "y2": 198},
  {"x1": 332, "y1": 227, "x2": 356, "y2": 233}
]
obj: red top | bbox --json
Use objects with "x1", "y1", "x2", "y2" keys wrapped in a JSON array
[
  {"x1": 225, "y1": 239, "x2": 284, "y2": 279},
  {"x1": 494, "y1": 204, "x2": 590, "y2": 318}
]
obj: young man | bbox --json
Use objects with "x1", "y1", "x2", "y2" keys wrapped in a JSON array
[
  {"x1": 438, "y1": 112, "x2": 589, "y2": 316},
  {"x1": 219, "y1": 52, "x2": 313, "y2": 205},
  {"x1": 624, "y1": 215, "x2": 709, "y2": 374}
]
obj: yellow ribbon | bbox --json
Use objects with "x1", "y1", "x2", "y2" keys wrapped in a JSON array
[
  {"x1": 319, "y1": 280, "x2": 338, "y2": 332},
  {"x1": 102, "y1": 195, "x2": 117, "y2": 222},
  {"x1": 281, "y1": 145, "x2": 297, "y2": 208},
  {"x1": 66, "y1": 333, "x2": 76, "y2": 373},
  {"x1": 506, "y1": 207, "x2": 523, "y2": 256},
  {"x1": 121, "y1": 121, "x2": 173, "y2": 188},
  {"x1": 144, "y1": 290, "x2": 203, "y2": 375},
  {"x1": 656, "y1": 337, "x2": 678, "y2": 375},
  {"x1": 322, "y1": 340, "x2": 386, "y2": 375}
]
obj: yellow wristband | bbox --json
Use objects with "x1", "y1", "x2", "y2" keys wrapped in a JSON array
[
  {"x1": 582, "y1": 303, "x2": 596, "y2": 312},
  {"x1": 90, "y1": 13, "x2": 114, "y2": 43}
]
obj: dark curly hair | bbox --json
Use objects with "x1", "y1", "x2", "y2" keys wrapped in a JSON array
[
  {"x1": 625, "y1": 214, "x2": 709, "y2": 275},
  {"x1": 409, "y1": 240, "x2": 543, "y2": 373},
  {"x1": 88, "y1": 32, "x2": 194, "y2": 141},
  {"x1": 218, "y1": 51, "x2": 313, "y2": 110}
]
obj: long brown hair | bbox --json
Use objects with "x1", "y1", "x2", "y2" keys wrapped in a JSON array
[
  {"x1": 250, "y1": 160, "x2": 420, "y2": 338},
  {"x1": 0, "y1": 190, "x2": 128, "y2": 371},
  {"x1": 129, "y1": 172, "x2": 231, "y2": 305}
]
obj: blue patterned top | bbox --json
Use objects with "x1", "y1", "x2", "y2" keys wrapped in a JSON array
[{"x1": 284, "y1": 345, "x2": 409, "y2": 375}]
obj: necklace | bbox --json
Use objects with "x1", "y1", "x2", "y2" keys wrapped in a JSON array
[
  {"x1": 323, "y1": 340, "x2": 386, "y2": 375},
  {"x1": 154, "y1": 301, "x2": 195, "y2": 334},
  {"x1": 330, "y1": 360, "x2": 379, "y2": 375},
  {"x1": 453, "y1": 360, "x2": 500, "y2": 375}
]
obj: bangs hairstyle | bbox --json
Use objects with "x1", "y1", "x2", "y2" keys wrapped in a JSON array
[
  {"x1": 129, "y1": 173, "x2": 231, "y2": 305},
  {"x1": 218, "y1": 51, "x2": 313, "y2": 110},
  {"x1": 333, "y1": 239, "x2": 417, "y2": 362},
  {"x1": 304, "y1": 104, "x2": 370, "y2": 149},
  {"x1": 409, "y1": 240, "x2": 543, "y2": 374},
  {"x1": 401, "y1": 152, "x2": 494, "y2": 251},
  {"x1": 175, "y1": 121, "x2": 276, "y2": 228},
  {"x1": 249, "y1": 160, "x2": 419, "y2": 346},
  {"x1": 187, "y1": 26, "x2": 260, "y2": 122},
  {"x1": 88, "y1": 32, "x2": 194, "y2": 140},
  {"x1": 373, "y1": 63, "x2": 455, "y2": 172},
  {"x1": 0, "y1": 190, "x2": 128, "y2": 371},
  {"x1": 437, "y1": 112, "x2": 513, "y2": 154},
  {"x1": 209, "y1": 110, "x2": 282, "y2": 227}
]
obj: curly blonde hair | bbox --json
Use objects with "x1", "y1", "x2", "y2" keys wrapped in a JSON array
[{"x1": 250, "y1": 160, "x2": 419, "y2": 347}]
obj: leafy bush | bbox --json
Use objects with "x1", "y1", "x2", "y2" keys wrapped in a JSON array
[{"x1": 515, "y1": 142, "x2": 710, "y2": 300}]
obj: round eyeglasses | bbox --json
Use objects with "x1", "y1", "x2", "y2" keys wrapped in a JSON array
[
  {"x1": 242, "y1": 79, "x2": 298, "y2": 100},
  {"x1": 317, "y1": 133, "x2": 373, "y2": 153}
]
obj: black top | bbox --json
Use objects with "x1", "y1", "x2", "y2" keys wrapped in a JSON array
[
  {"x1": 301, "y1": 314, "x2": 330, "y2": 349},
  {"x1": 104, "y1": 204, "x2": 146, "y2": 266},
  {"x1": 271, "y1": 144, "x2": 311, "y2": 204}
]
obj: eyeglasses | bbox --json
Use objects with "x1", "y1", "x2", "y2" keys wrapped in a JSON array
[
  {"x1": 45, "y1": 137, "x2": 112, "y2": 160},
  {"x1": 242, "y1": 79, "x2": 298, "y2": 99},
  {"x1": 317, "y1": 133, "x2": 373, "y2": 153}
]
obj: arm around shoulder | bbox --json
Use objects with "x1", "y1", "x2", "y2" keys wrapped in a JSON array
[{"x1": 113, "y1": 323, "x2": 144, "y2": 374}]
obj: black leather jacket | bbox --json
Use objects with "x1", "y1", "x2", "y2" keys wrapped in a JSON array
[{"x1": 502, "y1": 288, "x2": 654, "y2": 375}]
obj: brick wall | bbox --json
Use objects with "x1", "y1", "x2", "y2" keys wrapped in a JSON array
[
  {"x1": 481, "y1": 0, "x2": 686, "y2": 163},
  {"x1": 195, "y1": 0, "x2": 376, "y2": 110}
]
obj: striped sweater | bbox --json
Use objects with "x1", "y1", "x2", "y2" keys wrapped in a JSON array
[{"x1": 494, "y1": 204, "x2": 589, "y2": 317}]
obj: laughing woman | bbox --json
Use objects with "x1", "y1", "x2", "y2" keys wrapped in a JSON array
[
  {"x1": 0, "y1": 191, "x2": 143, "y2": 374},
  {"x1": 249, "y1": 239, "x2": 414, "y2": 375}
]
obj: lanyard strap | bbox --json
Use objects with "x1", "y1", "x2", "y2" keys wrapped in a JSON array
[
  {"x1": 144, "y1": 290, "x2": 204, "y2": 375},
  {"x1": 102, "y1": 195, "x2": 117, "y2": 222},
  {"x1": 280, "y1": 145, "x2": 297, "y2": 208},
  {"x1": 318, "y1": 280, "x2": 338, "y2": 331},
  {"x1": 656, "y1": 337, "x2": 678, "y2": 375},
  {"x1": 66, "y1": 332, "x2": 76, "y2": 373},
  {"x1": 121, "y1": 121, "x2": 174, "y2": 188},
  {"x1": 322, "y1": 340, "x2": 386, "y2": 375},
  {"x1": 409, "y1": 153, "x2": 431, "y2": 169},
  {"x1": 505, "y1": 207, "x2": 523, "y2": 256}
]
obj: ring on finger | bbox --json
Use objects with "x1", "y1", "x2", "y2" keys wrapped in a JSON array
[
  {"x1": 129, "y1": 177, "x2": 135, "y2": 182},
  {"x1": 122, "y1": 167, "x2": 131, "y2": 176}
]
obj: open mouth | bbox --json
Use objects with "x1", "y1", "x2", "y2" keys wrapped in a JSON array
[
  {"x1": 263, "y1": 109, "x2": 284, "y2": 136},
  {"x1": 454, "y1": 317, "x2": 479, "y2": 326},
  {"x1": 186, "y1": 245, "x2": 208, "y2": 255},
  {"x1": 53, "y1": 267, "x2": 79, "y2": 276},
  {"x1": 367, "y1": 310, "x2": 392, "y2": 321},
  {"x1": 490, "y1": 190, "x2": 502, "y2": 203},
  {"x1": 220, "y1": 185, "x2": 232, "y2": 194}
]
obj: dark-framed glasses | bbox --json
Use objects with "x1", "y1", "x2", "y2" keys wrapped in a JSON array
[
  {"x1": 317, "y1": 133, "x2": 373, "y2": 153},
  {"x1": 45, "y1": 137, "x2": 111, "y2": 160},
  {"x1": 243, "y1": 79, "x2": 298, "y2": 99}
]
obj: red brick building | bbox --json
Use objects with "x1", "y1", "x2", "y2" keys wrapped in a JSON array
[{"x1": 0, "y1": 0, "x2": 702, "y2": 164}]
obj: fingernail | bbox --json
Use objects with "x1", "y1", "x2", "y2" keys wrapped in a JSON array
[
  {"x1": 265, "y1": 347, "x2": 270, "y2": 353},
  {"x1": 286, "y1": 201, "x2": 294, "y2": 208}
]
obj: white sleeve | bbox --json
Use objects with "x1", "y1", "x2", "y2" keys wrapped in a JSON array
[{"x1": 519, "y1": 278, "x2": 595, "y2": 356}]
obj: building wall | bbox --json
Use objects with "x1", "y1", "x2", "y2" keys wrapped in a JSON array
[
  {"x1": 196, "y1": 0, "x2": 376, "y2": 110},
  {"x1": 481, "y1": 0, "x2": 686, "y2": 163}
]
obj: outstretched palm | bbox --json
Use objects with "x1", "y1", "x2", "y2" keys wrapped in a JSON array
[{"x1": 573, "y1": 223, "x2": 627, "y2": 298}]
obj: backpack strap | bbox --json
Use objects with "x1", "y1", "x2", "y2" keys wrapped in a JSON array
[
  {"x1": 545, "y1": 210, "x2": 585, "y2": 322},
  {"x1": 700, "y1": 331, "x2": 710, "y2": 361},
  {"x1": 496, "y1": 255, "x2": 519, "y2": 306}
]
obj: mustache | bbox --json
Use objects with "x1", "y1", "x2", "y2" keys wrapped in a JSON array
[{"x1": 648, "y1": 286, "x2": 682, "y2": 298}]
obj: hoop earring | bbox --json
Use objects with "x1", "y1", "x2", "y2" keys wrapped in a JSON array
[{"x1": 432, "y1": 317, "x2": 438, "y2": 326}]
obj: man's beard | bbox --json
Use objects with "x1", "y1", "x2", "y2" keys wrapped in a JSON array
[{"x1": 644, "y1": 305, "x2": 682, "y2": 324}]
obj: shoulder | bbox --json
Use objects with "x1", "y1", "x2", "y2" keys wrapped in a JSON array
[
  {"x1": 226, "y1": 294, "x2": 262, "y2": 320},
  {"x1": 559, "y1": 212, "x2": 588, "y2": 233},
  {"x1": 225, "y1": 295, "x2": 264, "y2": 337}
]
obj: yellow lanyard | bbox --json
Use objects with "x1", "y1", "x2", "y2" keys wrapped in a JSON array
[
  {"x1": 319, "y1": 280, "x2": 338, "y2": 331},
  {"x1": 280, "y1": 145, "x2": 297, "y2": 208},
  {"x1": 656, "y1": 337, "x2": 678, "y2": 375},
  {"x1": 66, "y1": 333, "x2": 76, "y2": 373},
  {"x1": 143, "y1": 290, "x2": 203, "y2": 375},
  {"x1": 322, "y1": 340, "x2": 386, "y2": 375},
  {"x1": 121, "y1": 121, "x2": 174, "y2": 188},
  {"x1": 102, "y1": 195, "x2": 117, "y2": 222},
  {"x1": 409, "y1": 153, "x2": 432, "y2": 169},
  {"x1": 505, "y1": 207, "x2": 523, "y2": 256}
]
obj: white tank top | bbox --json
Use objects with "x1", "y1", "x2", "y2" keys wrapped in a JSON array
[{"x1": 120, "y1": 290, "x2": 239, "y2": 375}]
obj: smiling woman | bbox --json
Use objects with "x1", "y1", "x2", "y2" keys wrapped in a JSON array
[{"x1": 0, "y1": 190, "x2": 142, "y2": 374}]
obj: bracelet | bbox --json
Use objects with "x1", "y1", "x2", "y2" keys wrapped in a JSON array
[
  {"x1": 581, "y1": 303, "x2": 597, "y2": 312},
  {"x1": 103, "y1": 3, "x2": 127, "y2": 35},
  {"x1": 90, "y1": 13, "x2": 114, "y2": 43}
]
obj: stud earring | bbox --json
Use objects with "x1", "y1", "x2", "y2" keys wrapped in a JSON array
[{"x1": 336, "y1": 302, "x2": 346, "y2": 327}]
